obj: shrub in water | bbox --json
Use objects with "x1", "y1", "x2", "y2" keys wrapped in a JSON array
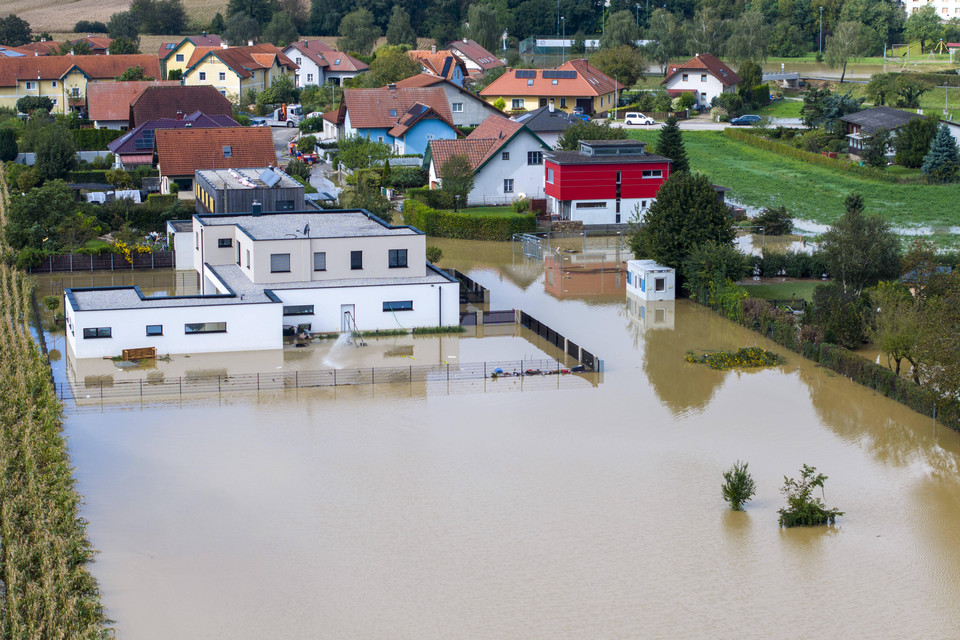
[
  {"x1": 778, "y1": 464, "x2": 843, "y2": 527},
  {"x1": 721, "y1": 460, "x2": 756, "y2": 511}
]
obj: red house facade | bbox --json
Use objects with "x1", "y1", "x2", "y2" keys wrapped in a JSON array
[{"x1": 544, "y1": 140, "x2": 671, "y2": 224}]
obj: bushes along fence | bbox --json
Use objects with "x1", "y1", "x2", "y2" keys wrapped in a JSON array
[{"x1": 402, "y1": 198, "x2": 536, "y2": 241}]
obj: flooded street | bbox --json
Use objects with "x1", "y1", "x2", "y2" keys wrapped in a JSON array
[{"x1": 50, "y1": 238, "x2": 960, "y2": 639}]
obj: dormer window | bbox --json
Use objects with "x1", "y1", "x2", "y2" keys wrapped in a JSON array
[{"x1": 222, "y1": 145, "x2": 232, "y2": 157}]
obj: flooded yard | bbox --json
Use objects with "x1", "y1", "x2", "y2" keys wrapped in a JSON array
[{"x1": 41, "y1": 239, "x2": 960, "y2": 639}]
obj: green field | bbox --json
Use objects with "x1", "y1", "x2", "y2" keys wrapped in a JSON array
[
  {"x1": 459, "y1": 206, "x2": 528, "y2": 217},
  {"x1": 756, "y1": 99, "x2": 803, "y2": 118},
  {"x1": 628, "y1": 130, "x2": 960, "y2": 242},
  {"x1": 738, "y1": 280, "x2": 820, "y2": 301}
]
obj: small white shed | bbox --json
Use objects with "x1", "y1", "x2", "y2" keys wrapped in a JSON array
[{"x1": 626, "y1": 260, "x2": 675, "y2": 301}]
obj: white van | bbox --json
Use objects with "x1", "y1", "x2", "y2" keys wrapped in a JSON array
[{"x1": 624, "y1": 112, "x2": 655, "y2": 126}]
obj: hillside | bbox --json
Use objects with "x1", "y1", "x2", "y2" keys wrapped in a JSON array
[{"x1": 0, "y1": 0, "x2": 226, "y2": 33}]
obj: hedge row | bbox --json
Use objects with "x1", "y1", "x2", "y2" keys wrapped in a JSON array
[
  {"x1": 723, "y1": 128, "x2": 917, "y2": 184},
  {"x1": 146, "y1": 193, "x2": 178, "y2": 208},
  {"x1": 402, "y1": 198, "x2": 535, "y2": 241},
  {"x1": 67, "y1": 169, "x2": 110, "y2": 183},
  {"x1": 72, "y1": 128, "x2": 124, "y2": 151},
  {"x1": 753, "y1": 250, "x2": 828, "y2": 278}
]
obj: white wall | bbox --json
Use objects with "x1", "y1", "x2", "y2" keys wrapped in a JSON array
[
  {"x1": 171, "y1": 229, "x2": 194, "y2": 270},
  {"x1": 664, "y1": 72, "x2": 730, "y2": 106},
  {"x1": 467, "y1": 131, "x2": 547, "y2": 205},
  {"x1": 560, "y1": 197, "x2": 652, "y2": 225},
  {"x1": 285, "y1": 47, "x2": 325, "y2": 86},
  {"x1": 626, "y1": 260, "x2": 676, "y2": 301}
]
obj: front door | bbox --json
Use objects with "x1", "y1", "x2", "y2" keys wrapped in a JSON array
[
  {"x1": 539, "y1": 97, "x2": 548, "y2": 107},
  {"x1": 341, "y1": 304, "x2": 355, "y2": 333}
]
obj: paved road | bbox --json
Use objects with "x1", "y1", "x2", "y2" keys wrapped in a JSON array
[
  {"x1": 270, "y1": 127, "x2": 300, "y2": 163},
  {"x1": 309, "y1": 162, "x2": 340, "y2": 200},
  {"x1": 608, "y1": 117, "x2": 804, "y2": 131}
]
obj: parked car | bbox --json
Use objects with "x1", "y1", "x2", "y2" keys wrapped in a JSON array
[
  {"x1": 624, "y1": 112, "x2": 655, "y2": 126},
  {"x1": 730, "y1": 114, "x2": 762, "y2": 126}
]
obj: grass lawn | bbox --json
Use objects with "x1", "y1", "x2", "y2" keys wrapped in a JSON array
[
  {"x1": 626, "y1": 129, "x2": 960, "y2": 234},
  {"x1": 738, "y1": 280, "x2": 821, "y2": 302},
  {"x1": 459, "y1": 206, "x2": 529, "y2": 217},
  {"x1": 756, "y1": 99, "x2": 803, "y2": 118}
]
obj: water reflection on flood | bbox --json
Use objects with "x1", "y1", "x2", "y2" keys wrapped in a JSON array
[{"x1": 43, "y1": 240, "x2": 960, "y2": 639}]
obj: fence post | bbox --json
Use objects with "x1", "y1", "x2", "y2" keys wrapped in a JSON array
[
  {"x1": 409, "y1": 365, "x2": 412, "y2": 383},
  {"x1": 100, "y1": 380, "x2": 103, "y2": 399},
  {"x1": 371, "y1": 367, "x2": 374, "y2": 384},
  {"x1": 257, "y1": 372, "x2": 260, "y2": 391},
  {"x1": 446, "y1": 362, "x2": 449, "y2": 381},
  {"x1": 140, "y1": 378, "x2": 143, "y2": 400},
  {"x1": 296, "y1": 370, "x2": 299, "y2": 388},
  {"x1": 333, "y1": 369, "x2": 336, "y2": 386}
]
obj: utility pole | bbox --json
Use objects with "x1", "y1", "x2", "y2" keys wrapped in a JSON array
[
  {"x1": 819, "y1": 7, "x2": 824, "y2": 56},
  {"x1": 635, "y1": 3, "x2": 640, "y2": 27},
  {"x1": 561, "y1": 17, "x2": 565, "y2": 64}
]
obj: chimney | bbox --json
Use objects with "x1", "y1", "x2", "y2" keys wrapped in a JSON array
[
  {"x1": 388, "y1": 83, "x2": 397, "y2": 92},
  {"x1": 248, "y1": 40, "x2": 254, "y2": 47},
  {"x1": 202, "y1": 31, "x2": 206, "y2": 36},
  {"x1": 463, "y1": 38, "x2": 468, "y2": 43},
  {"x1": 431, "y1": 45, "x2": 437, "y2": 54},
  {"x1": 70, "y1": 49, "x2": 74, "y2": 56},
  {"x1": 221, "y1": 42, "x2": 228, "y2": 49},
  {"x1": 251, "y1": 201, "x2": 262, "y2": 216},
  {"x1": 176, "y1": 109, "x2": 184, "y2": 120},
  {"x1": 548, "y1": 99, "x2": 555, "y2": 113},
  {"x1": 106, "y1": 49, "x2": 110, "y2": 55}
]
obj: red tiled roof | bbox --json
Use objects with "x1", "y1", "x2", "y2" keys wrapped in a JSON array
[
  {"x1": 285, "y1": 41, "x2": 330, "y2": 68},
  {"x1": 87, "y1": 80, "x2": 180, "y2": 122},
  {"x1": 430, "y1": 114, "x2": 532, "y2": 175},
  {"x1": 394, "y1": 73, "x2": 446, "y2": 89},
  {"x1": 662, "y1": 53, "x2": 742, "y2": 87},
  {"x1": 155, "y1": 127, "x2": 276, "y2": 176},
  {"x1": 342, "y1": 87, "x2": 454, "y2": 130},
  {"x1": 130, "y1": 85, "x2": 233, "y2": 128},
  {"x1": 407, "y1": 50, "x2": 467, "y2": 81},
  {"x1": 17, "y1": 41, "x2": 61, "y2": 56},
  {"x1": 158, "y1": 35, "x2": 224, "y2": 59},
  {"x1": 448, "y1": 39, "x2": 504, "y2": 71},
  {"x1": 73, "y1": 36, "x2": 112, "y2": 51},
  {"x1": 185, "y1": 44, "x2": 297, "y2": 78},
  {"x1": 0, "y1": 54, "x2": 161, "y2": 87},
  {"x1": 479, "y1": 59, "x2": 622, "y2": 97}
]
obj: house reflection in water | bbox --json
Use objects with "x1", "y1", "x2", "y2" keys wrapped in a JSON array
[
  {"x1": 625, "y1": 296, "x2": 676, "y2": 331},
  {"x1": 543, "y1": 253, "x2": 625, "y2": 301}
]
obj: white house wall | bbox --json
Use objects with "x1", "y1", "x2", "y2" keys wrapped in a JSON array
[
  {"x1": 554, "y1": 196, "x2": 653, "y2": 225},
  {"x1": 664, "y1": 73, "x2": 731, "y2": 106},
  {"x1": 285, "y1": 47, "x2": 325, "y2": 87},
  {"x1": 440, "y1": 84, "x2": 501, "y2": 127},
  {"x1": 467, "y1": 131, "x2": 547, "y2": 205}
]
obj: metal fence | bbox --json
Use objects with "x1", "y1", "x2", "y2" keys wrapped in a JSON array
[
  {"x1": 520, "y1": 311, "x2": 602, "y2": 372},
  {"x1": 28, "y1": 251, "x2": 175, "y2": 273},
  {"x1": 59, "y1": 358, "x2": 595, "y2": 404}
]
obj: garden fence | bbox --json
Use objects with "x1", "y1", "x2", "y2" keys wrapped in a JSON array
[{"x1": 28, "y1": 251, "x2": 175, "y2": 273}]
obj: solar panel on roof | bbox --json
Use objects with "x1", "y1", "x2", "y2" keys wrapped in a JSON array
[
  {"x1": 515, "y1": 70, "x2": 536, "y2": 79},
  {"x1": 542, "y1": 70, "x2": 559, "y2": 79},
  {"x1": 260, "y1": 169, "x2": 281, "y2": 187}
]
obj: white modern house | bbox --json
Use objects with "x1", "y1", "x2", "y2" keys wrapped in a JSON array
[
  {"x1": 66, "y1": 207, "x2": 460, "y2": 359},
  {"x1": 424, "y1": 115, "x2": 550, "y2": 205},
  {"x1": 662, "y1": 53, "x2": 741, "y2": 108},
  {"x1": 626, "y1": 260, "x2": 676, "y2": 301},
  {"x1": 283, "y1": 40, "x2": 370, "y2": 87}
]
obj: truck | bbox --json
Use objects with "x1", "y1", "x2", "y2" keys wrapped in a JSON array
[{"x1": 250, "y1": 103, "x2": 304, "y2": 128}]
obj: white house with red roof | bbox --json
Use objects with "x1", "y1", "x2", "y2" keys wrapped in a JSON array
[
  {"x1": 661, "y1": 53, "x2": 741, "y2": 108},
  {"x1": 424, "y1": 114, "x2": 550, "y2": 205},
  {"x1": 447, "y1": 39, "x2": 504, "y2": 78},
  {"x1": 283, "y1": 40, "x2": 369, "y2": 87}
]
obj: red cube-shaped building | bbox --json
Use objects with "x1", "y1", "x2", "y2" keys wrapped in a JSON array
[{"x1": 544, "y1": 140, "x2": 671, "y2": 225}]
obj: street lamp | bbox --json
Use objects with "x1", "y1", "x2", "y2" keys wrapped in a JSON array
[
  {"x1": 454, "y1": 194, "x2": 461, "y2": 212},
  {"x1": 635, "y1": 3, "x2": 640, "y2": 27},
  {"x1": 561, "y1": 17, "x2": 566, "y2": 64},
  {"x1": 819, "y1": 6, "x2": 823, "y2": 56},
  {"x1": 557, "y1": 0, "x2": 560, "y2": 38}
]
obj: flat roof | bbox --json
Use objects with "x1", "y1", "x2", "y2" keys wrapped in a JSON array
[
  {"x1": 195, "y1": 210, "x2": 422, "y2": 240},
  {"x1": 197, "y1": 167, "x2": 302, "y2": 191},
  {"x1": 545, "y1": 150, "x2": 671, "y2": 165}
]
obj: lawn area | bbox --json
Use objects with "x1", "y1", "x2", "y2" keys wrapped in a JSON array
[
  {"x1": 756, "y1": 99, "x2": 803, "y2": 118},
  {"x1": 738, "y1": 280, "x2": 821, "y2": 302},
  {"x1": 459, "y1": 206, "x2": 528, "y2": 217},
  {"x1": 626, "y1": 129, "x2": 960, "y2": 235}
]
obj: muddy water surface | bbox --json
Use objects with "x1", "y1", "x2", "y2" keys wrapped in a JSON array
[{"x1": 54, "y1": 240, "x2": 960, "y2": 639}]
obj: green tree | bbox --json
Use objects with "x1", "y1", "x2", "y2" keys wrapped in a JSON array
[
  {"x1": 905, "y1": 4, "x2": 941, "y2": 53},
  {"x1": 386, "y1": 6, "x2": 417, "y2": 47},
  {"x1": 15, "y1": 97, "x2": 54, "y2": 115},
  {"x1": 258, "y1": 73, "x2": 299, "y2": 104},
  {"x1": 339, "y1": 171, "x2": 394, "y2": 222},
  {"x1": 108, "y1": 11, "x2": 139, "y2": 41},
  {"x1": 825, "y1": 20, "x2": 868, "y2": 83},
  {"x1": 628, "y1": 171, "x2": 736, "y2": 271},
  {"x1": 209, "y1": 12, "x2": 226, "y2": 34},
  {"x1": 868, "y1": 280, "x2": 920, "y2": 377},
  {"x1": 108, "y1": 37, "x2": 140, "y2": 55},
  {"x1": 116, "y1": 66, "x2": 154, "y2": 81},
  {"x1": 721, "y1": 461, "x2": 756, "y2": 512},
  {"x1": 0, "y1": 14, "x2": 32, "y2": 47},
  {"x1": 725, "y1": 10, "x2": 768, "y2": 63},
  {"x1": 737, "y1": 60, "x2": 762, "y2": 93},
  {"x1": 602, "y1": 10, "x2": 640, "y2": 49},
  {"x1": 338, "y1": 9, "x2": 382, "y2": 55},
  {"x1": 645, "y1": 8, "x2": 682, "y2": 73},
  {"x1": 556, "y1": 120, "x2": 626, "y2": 150},
  {"x1": 915, "y1": 272, "x2": 960, "y2": 403},
  {"x1": 262, "y1": 11, "x2": 299, "y2": 46},
  {"x1": 465, "y1": 3, "x2": 499, "y2": 52},
  {"x1": 224, "y1": 13, "x2": 261, "y2": 45},
  {"x1": 439, "y1": 154, "x2": 474, "y2": 205},
  {"x1": 893, "y1": 75, "x2": 930, "y2": 109},
  {"x1": 866, "y1": 73, "x2": 895, "y2": 106},
  {"x1": 0, "y1": 128, "x2": 17, "y2": 162},
  {"x1": 338, "y1": 135, "x2": 392, "y2": 170},
  {"x1": 894, "y1": 116, "x2": 939, "y2": 168},
  {"x1": 131, "y1": 0, "x2": 187, "y2": 34},
  {"x1": 492, "y1": 97, "x2": 506, "y2": 111},
  {"x1": 754, "y1": 205, "x2": 793, "y2": 235},
  {"x1": 105, "y1": 169, "x2": 134, "y2": 189},
  {"x1": 370, "y1": 45, "x2": 421, "y2": 86},
  {"x1": 34, "y1": 123, "x2": 77, "y2": 181},
  {"x1": 426, "y1": 245, "x2": 443, "y2": 263},
  {"x1": 297, "y1": 134, "x2": 317, "y2": 153},
  {"x1": 921, "y1": 124, "x2": 960, "y2": 183},
  {"x1": 74, "y1": 20, "x2": 108, "y2": 33},
  {"x1": 682, "y1": 241, "x2": 750, "y2": 303},
  {"x1": 4, "y1": 180, "x2": 77, "y2": 250},
  {"x1": 590, "y1": 45, "x2": 645, "y2": 89},
  {"x1": 818, "y1": 193, "x2": 901, "y2": 296},
  {"x1": 862, "y1": 127, "x2": 890, "y2": 169},
  {"x1": 684, "y1": 8, "x2": 727, "y2": 57},
  {"x1": 56, "y1": 41, "x2": 93, "y2": 56},
  {"x1": 308, "y1": 0, "x2": 343, "y2": 36},
  {"x1": 570, "y1": 31, "x2": 586, "y2": 55},
  {"x1": 810, "y1": 282, "x2": 869, "y2": 348},
  {"x1": 227, "y1": 0, "x2": 278, "y2": 26},
  {"x1": 800, "y1": 87, "x2": 863, "y2": 129},
  {"x1": 55, "y1": 210, "x2": 102, "y2": 252},
  {"x1": 778, "y1": 464, "x2": 843, "y2": 528},
  {"x1": 655, "y1": 114, "x2": 689, "y2": 172}
]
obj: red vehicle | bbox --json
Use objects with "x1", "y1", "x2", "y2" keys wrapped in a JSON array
[{"x1": 288, "y1": 140, "x2": 319, "y2": 164}]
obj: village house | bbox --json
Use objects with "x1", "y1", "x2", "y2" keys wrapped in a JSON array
[
  {"x1": 662, "y1": 53, "x2": 741, "y2": 108},
  {"x1": 65, "y1": 207, "x2": 460, "y2": 359},
  {"x1": 424, "y1": 114, "x2": 550, "y2": 205},
  {"x1": 407, "y1": 48, "x2": 468, "y2": 87},
  {"x1": 839, "y1": 106, "x2": 926, "y2": 157},
  {"x1": 15, "y1": 40, "x2": 60, "y2": 56},
  {"x1": 180, "y1": 44, "x2": 298, "y2": 101},
  {"x1": 71, "y1": 36, "x2": 112, "y2": 54},
  {"x1": 157, "y1": 34, "x2": 224, "y2": 80},
  {"x1": 511, "y1": 101, "x2": 581, "y2": 148},
  {"x1": 129, "y1": 85, "x2": 233, "y2": 129},
  {"x1": 544, "y1": 139, "x2": 672, "y2": 225},
  {"x1": 86, "y1": 80, "x2": 180, "y2": 129},
  {"x1": 447, "y1": 39, "x2": 504, "y2": 79},
  {"x1": 322, "y1": 86, "x2": 457, "y2": 155},
  {"x1": 283, "y1": 40, "x2": 369, "y2": 87},
  {"x1": 0, "y1": 54, "x2": 162, "y2": 114},
  {"x1": 193, "y1": 167, "x2": 305, "y2": 216},
  {"x1": 479, "y1": 59, "x2": 621, "y2": 116},
  {"x1": 394, "y1": 73, "x2": 504, "y2": 127},
  {"x1": 155, "y1": 127, "x2": 277, "y2": 194},
  {"x1": 108, "y1": 111, "x2": 240, "y2": 169}
]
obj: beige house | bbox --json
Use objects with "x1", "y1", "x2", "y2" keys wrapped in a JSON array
[{"x1": 180, "y1": 44, "x2": 298, "y2": 102}]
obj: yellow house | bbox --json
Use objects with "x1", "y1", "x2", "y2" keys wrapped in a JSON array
[
  {"x1": 158, "y1": 34, "x2": 224, "y2": 80},
  {"x1": 0, "y1": 55, "x2": 163, "y2": 114},
  {"x1": 479, "y1": 58, "x2": 622, "y2": 117},
  {"x1": 180, "y1": 44, "x2": 298, "y2": 103}
]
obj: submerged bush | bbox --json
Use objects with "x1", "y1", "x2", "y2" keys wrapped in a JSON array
[
  {"x1": 778, "y1": 464, "x2": 843, "y2": 527},
  {"x1": 722, "y1": 460, "x2": 757, "y2": 511},
  {"x1": 685, "y1": 346, "x2": 783, "y2": 370}
]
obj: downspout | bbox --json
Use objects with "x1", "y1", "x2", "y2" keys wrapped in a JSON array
[
  {"x1": 438, "y1": 285, "x2": 442, "y2": 326},
  {"x1": 200, "y1": 226, "x2": 204, "y2": 294}
]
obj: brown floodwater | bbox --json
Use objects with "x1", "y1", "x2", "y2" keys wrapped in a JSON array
[{"x1": 46, "y1": 240, "x2": 960, "y2": 639}]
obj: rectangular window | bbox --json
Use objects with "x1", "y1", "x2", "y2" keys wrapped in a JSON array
[
  {"x1": 389, "y1": 248, "x2": 408, "y2": 268},
  {"x1": 175, "y1": 53, "x2": 184, "y2": 62},
  {"x1": 576, "y1": 201, "x2": 606, "y2": 208},
  {"x1": 452, "y1": 102, "x2": 463, "y2": 112},
  {"x1": 512, "y1": 99, "x2": 524, "y2": 109},
  {"x1": 25, "y1": 81, "x2": 35, "y2": 90},
  {"x1": 501, "y1": 151, "x2": 510, "y2": 160},
  {"x1": 503, "y1": 178, "x2": 514, "y2": 193},
  {"x1": 270, "y1": 253, "x2": 291, "y2": 272},
  {"x1": 307, "y1": 73, "x2": 314, "y2": 82},
  {"x1": 701, "y1": 74, "x2": 707, "y2": 82},
  {"x1": 682, "y1": 73, "x2": 688, "y2": 81},
  {"x1": 351, "y1": 250, "x2": 363, "y2": 270},
  {"x1": 560, "y1": 98, "x2": 567, "y2": 108},
  {"x1": 146, "y1": 325, "x2": 163, "y2": 336},
  {"x1": 218, "y1": 238, "x2": 232, "y2": 248},
  {"x1": 222, "y1": 145, "x2": 232, "y2": 157},
  {"x1": 185, "y1": 322, "x2": 227, "y2": 334},
  {"x1": 296, "y1": 57, "x2": 301, "y2": 64},
  {"x1": 383, "y1": 300, "x2": 413, "y2": 312},
  {"x1": 219, "y1": 72, "x2": 226, "y2": 81},
  {"x1": 51, "y1": 81, "x2": 57, "y2": 88},
  {"x1": 71, "y1": 87, "x2": 80, "y2": 98},
  {"x1": 642, "y1": 169, "x2": 663, "y2": 178},
  {"x1": 246, "y1": 249, "x2": 250, "y2": 268},
  {"x1": 547, "y1": 167, "x2": 554, "y2": 183},
  {"x1": 199, "y1": 71, "x2": 206, "y2": 80},
  {"x1": 616, "y1": 171, "x2": 622, "y2": 184},
  {"x1": 82, "y1": 327, "x2": 112, "y2": 339},
  {"x1": 655, "y1": 278, "x2": 666, "y2": 292},
  {"x1": 527, "y1": 151, "x2": 543, "y2": 165},
  {"x1": 195, "y1": 232, "x2": 199, "y2": 249},
  {"x1": 313, "y1": 251, "x2": 326, "y2": 271},
  {"x1": 283, "y1": 305, "x2": 315, "y2": 316}
]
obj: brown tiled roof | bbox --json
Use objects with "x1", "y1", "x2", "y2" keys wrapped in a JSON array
[
  {"x1": 407, "y1": 50, "x2": 467, "y2": 81},
  {"x1": 343, "y1": 87, "x2": 454, "y2": 130},
  {"x1": 394, "y1": 73, "x2": 445, "y2": 89},
  {"x1": 73, "y1": 36, "x2": 112, "y2": 51},
  {"x1": 662, "y1": 53, "x2": 742, "y2": 87},
  {"x1": 130, "y1": 85, "x2": 233, "y2": 128},
  {"x1": 159, "y1": 35, "x2": 224, "y2": 60},
  {"x1": 285, "y1": 41, "x2": 330, "y2": 68},
  {"x1": 479, "y1": 59, "x2": 622, "y2": 97},
  {"x1": 0, "y1": 54, "x2": 162, "y2": 87},
  {"x1": 17, "y1": 41, "x2": 61, "y2": 56},
  {"x1": 430, "y1": 114, "x2": 537, "y2": 175},
  {"x1": 185, "y1": 44, "x2": 297, "y2": 78},
  {"x1": 318, "y1": 47, "x2": 368, "y2": 73},
  {"x1": 155, "y1": 127, "x2": 276, "y2": 176},
  {"x1": 87, "y1": 80, "x2": 180, "y2": 122},
  {"x1": 448, "y1": 39, "x2": 504, "y2": 71}
]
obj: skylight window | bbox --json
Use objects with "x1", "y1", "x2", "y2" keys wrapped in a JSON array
[
  {"x1": 389, "y1": 108, "x2": 397, "y2": 117},
  {"x1": 222, "y1": 145, "x2": 232, "y2": 157},
  {"x1": 335, "y1": 58, "x2": 341, "y2": 64}
]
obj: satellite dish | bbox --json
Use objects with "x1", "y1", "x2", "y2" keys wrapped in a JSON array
[{"x1": 303, "y1": 223, "x2": 310, "y2": 236}]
